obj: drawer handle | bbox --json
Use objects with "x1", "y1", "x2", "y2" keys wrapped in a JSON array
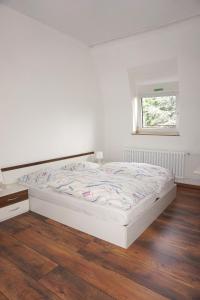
[
  {"x1": 9, "y1": 207, "x2": 20, "y2": 212},
  {"x1": 7, "y1": 197, "x2": 18, "y2": 202}
]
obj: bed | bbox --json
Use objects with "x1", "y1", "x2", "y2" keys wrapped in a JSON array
[{"x1": 1, "y1": 152, "x2": 176, "y2": 248}]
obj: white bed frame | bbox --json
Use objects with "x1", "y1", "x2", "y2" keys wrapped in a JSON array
[{"x1": 1, "y1": 152, "x2": 176, "y2": 248}]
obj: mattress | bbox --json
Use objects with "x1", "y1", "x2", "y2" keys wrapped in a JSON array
[{"x1": 29, "y1": 178, "x2": 174, "y2": 226}]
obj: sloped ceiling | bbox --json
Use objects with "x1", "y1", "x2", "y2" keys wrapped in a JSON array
[{"x1": 1, "y1": 0, "x2": 200, "y2": 46}]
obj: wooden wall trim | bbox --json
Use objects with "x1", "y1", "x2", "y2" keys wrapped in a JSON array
[
  {"x1": 176, "y1": 182, "x2": 200, "y2": 190},
  {"x1": 1, "y1": 152, "x2": 94, "y2": 172}
]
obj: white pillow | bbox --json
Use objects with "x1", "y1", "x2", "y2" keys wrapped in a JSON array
[
  {"x1": 18, "y1": 167, "x2": 60, "y2": 188},
  {"x1": 62, "y1": 161, "x2": 99, "y2": 171}
]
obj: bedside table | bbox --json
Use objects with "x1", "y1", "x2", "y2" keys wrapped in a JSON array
[{"x1": 0, "y1": 183, "x2": 29, "y2": 222}]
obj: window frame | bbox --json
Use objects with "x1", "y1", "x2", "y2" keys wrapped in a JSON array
[{"x1": 136, "y1": 91, "x2": 179, "y2": 135}]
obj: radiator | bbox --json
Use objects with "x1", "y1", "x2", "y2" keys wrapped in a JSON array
[{"x1": 123, "y1": 148, "x2": 186, "y2": 178}]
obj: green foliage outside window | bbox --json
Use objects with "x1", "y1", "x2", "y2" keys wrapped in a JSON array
[{"x1": 142, "y1": 96, "x2": 176, "y2": 128}]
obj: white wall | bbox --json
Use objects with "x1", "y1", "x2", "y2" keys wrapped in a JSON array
[
  {"x1": 92, "y1": 17, "x2": 200, "y2": 176},
  {"x1": 1, "y1": 5, "x2": 200, "y2": 179},
  {"x1": 0, "y1": 5, "x2": 102, "y2": 167}
]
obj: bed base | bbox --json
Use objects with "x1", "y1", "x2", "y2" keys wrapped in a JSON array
[
  {"x1": 1, "y1": 152, "x2": 177, "y2": 248},
  {"x1": 30, "y1": 184, "x2": 177, "y2": 249}
]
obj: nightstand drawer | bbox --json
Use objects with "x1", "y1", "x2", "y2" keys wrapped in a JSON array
[
  {"x1": 0, "y1": 190, "x2": 28, "y2": 208},
  {"x1": 0, "y1": 200, "x2": 29, "y2": 222}
]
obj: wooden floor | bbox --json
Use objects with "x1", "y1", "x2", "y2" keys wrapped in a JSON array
[{"x1": 0, "y1": 187, "x2": 199, "y2": 300}]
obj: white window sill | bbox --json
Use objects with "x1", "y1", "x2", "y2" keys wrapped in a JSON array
[{"x1": 132, "y1": 130, "x2": 180, "y2": 136}]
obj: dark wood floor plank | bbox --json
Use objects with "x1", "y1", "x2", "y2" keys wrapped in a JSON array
[
  {"x1": 0, "y1": 231, "x2": 57, "y2": 280},
  {"x1": 138, "y1": 223, "x2": 200, "y2": 261},
  {"x1": 0, "y1": 187, "x2": 199, "y2": 300},
  {"x1": 161, "y1": 208, "x2": 199, "y2": 230},
  {"x1": 177, "y1": 186, "x2": 200, "y2": 198},
  {"x1": 131, "y1": 238, "x2": 200, "y2": 289},
  {"x1": 46, "y1": 217, "x2": 94, "y2": 241},
  {"x1": 14, "y1": 211, "x2": 49, "y2": 223},
  {"x1": 157, "y1": 214, "x2": 200, "y2": 236},
  {"x1": 79, "y1": 241, "x2": 199, "y2": 300},
  {"x1": 15, "y1": 228, "x2": 168, "y2": 300},
  {"x1": 40, "y1": 265, "x2": 114, "y2": 300},
  {"x1": 14, "y1": 212, "x2": 91, "y2": 252},
  {"x1": 0, "y1": 256, "x2": 61, "y2": 300},
  {"x1": 170, "y1": 198, "x2": 200, "y2": 214},
  {"x1": 0, "y1": 292, "x2": 8, "y2": 300},
  {"x1": 0, "y1": 217, "x2": 31, "y2": 235}
]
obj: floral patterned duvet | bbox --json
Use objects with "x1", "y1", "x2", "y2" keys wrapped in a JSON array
[
  {"x1": 48, "y1": 163, "x2": 172, "y2": 211},
  {"x1": 100, "y1": 162, "x2": 173, "y2": 192}
]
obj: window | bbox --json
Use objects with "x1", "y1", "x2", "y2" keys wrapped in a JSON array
[
  {"x1": 141, "y1": 95, "x2": 176, "y2": 129},
  {"x1": 132, "y1": 82, "x2": 179, "y2": 136}
]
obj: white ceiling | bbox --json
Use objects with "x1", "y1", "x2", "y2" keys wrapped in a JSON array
[{"x1": 2, "y1": 0, "x2": 200, "y2": 46}]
